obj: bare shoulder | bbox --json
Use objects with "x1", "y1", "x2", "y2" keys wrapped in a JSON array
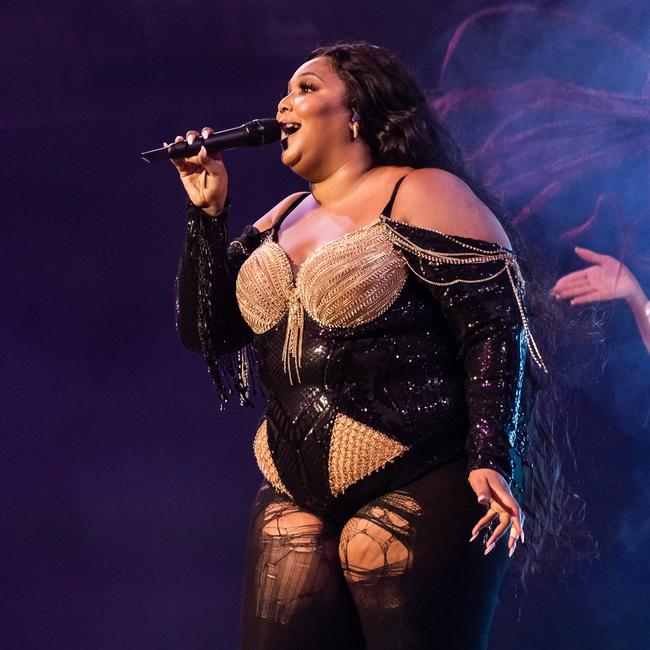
[
  {"x1": 393, "y1": 168, "x2": 511, "y2": 249},
  {"x1": 252, "y1": 192, "x2": 308, "y2": 232}
]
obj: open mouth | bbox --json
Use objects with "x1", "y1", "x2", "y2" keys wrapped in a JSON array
[
  {"x1": 280, "y1": 123, "x2": 301, "y2": 151},
  {"x1": 281, "y1": 123, "x2": 301, "y2": 136}
]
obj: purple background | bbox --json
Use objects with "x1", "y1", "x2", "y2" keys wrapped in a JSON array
[{"x1": 3, "y1": 1, "x2": 649, "y2": 648}]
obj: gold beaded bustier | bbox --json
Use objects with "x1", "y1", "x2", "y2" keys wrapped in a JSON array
[
  {"x1": 176, "y1": 177, "x2": 542, "y2": 520},
  {"x1": 235, "y1": 217, "x2": 409, "y2": 385}
]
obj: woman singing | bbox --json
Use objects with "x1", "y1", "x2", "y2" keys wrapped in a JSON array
[{"x1": 171, "y1": 42, "x2": 551, "y2": 649}]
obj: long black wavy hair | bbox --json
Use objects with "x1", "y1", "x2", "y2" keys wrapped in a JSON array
[{"x1": 308, "y1": 41, "x2": 593, "y2": 588}]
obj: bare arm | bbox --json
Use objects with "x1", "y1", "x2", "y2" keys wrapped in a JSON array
[{"x1": 627, "y1": 285, "x2": 650, "y2": 354}]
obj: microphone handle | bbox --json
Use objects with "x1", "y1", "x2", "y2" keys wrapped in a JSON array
[
  {"x1": 178, "y1": 124, "x2": 252, "y2": 159},
  {"x1": 141, "y1": 125, "x2": 248, "y2": 163},
  {"x1": 140, "y1": 119, "x2": 280, "y2": 163}
]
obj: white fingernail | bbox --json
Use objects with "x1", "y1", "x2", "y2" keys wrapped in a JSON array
[
  {"x1": 469, "y1": 532, "x2": 479, "y2": 542},
  {"x1": 509, "y1": 543, "x2": 516, "y2": 558},
  {"x1": 484, "y1": 543, "x2": 495, "y2": 556}
]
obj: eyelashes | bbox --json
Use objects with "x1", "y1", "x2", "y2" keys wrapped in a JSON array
[
  {"x1": 298, "y1": 81, "x2": 316, "y2": 93},
  {"x1": 280, "y1": 81, "x2": 316, "y2": 101}
]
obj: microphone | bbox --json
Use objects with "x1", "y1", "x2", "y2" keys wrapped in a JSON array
[{"x1": 140, "y1": 118, "x2": 281, "y2": 163}]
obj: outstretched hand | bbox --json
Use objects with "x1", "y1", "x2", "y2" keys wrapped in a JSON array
[
  {"x1": 468, "y1": 468, "x2": 524, "y2": 558},
  {"x1": 552, "y1": 246, "x2": 641, "y2": 305}
]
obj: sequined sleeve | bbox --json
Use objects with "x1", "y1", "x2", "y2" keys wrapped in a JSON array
[
  {"x1": 175, "y1": 201, "x2": 263, "y2": 409},
  {"x1": 382, "y1": 218, "x2": 546, "y2": 484}
]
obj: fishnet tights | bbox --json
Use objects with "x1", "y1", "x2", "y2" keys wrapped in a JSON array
[{"x1": 240, "y1": 458, "x2": 509, "y2": 649}]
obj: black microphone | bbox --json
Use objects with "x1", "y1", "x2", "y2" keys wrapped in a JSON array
[{"x1": 140, "y1": 118, "x2": 281, "y2": 163}]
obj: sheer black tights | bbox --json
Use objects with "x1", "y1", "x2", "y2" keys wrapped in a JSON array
[{"x1": 240, "y1": 458, "x2": 509, "y2": 650}]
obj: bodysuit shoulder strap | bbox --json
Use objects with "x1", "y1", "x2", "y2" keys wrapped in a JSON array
[
  {"x1": 272, "y1": 191, "x2": 311, "y2": 240},
  {"x1": 381, "y1": 174, "x2": 409, "y2": 219}
]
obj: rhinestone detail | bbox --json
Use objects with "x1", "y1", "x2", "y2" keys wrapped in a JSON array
[
  {"x1": 328, "y1": 413, "x2": 409, "y2": 496},
  {"x1": 253, "y1": 419, "x2": 292, "y2": 497}
]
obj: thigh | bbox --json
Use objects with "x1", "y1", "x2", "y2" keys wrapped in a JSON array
[
  {"x1": 240, "y1": 481, "x2": 365, "y2": 650},
  {"x1": 338, "y1": 458, "x2": 510, "y2": 650}
]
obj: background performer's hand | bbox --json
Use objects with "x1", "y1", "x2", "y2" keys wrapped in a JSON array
[{"x1": 552, "y1": 246, "x2": 641, "y2": 305}]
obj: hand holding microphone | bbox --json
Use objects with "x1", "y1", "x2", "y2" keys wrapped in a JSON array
[
  {"x1": 144, "y1": 118, "x2": 281, "y2": 217},
  {"x1": 166, "y1": 127, "x2": 229, "y2": 217}
]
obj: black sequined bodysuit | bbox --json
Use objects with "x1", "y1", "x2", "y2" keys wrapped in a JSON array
[{"x1": 175, "y1": 176, "x2": 538, "y2": 524}]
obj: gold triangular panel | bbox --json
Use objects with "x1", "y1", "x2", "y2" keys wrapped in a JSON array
[
  {"x1": 253, "y1": 419, "x2": 292, "y2": 497},
  {"x1": 328, "y1": 413, "x2": 409, "y2": 496}
]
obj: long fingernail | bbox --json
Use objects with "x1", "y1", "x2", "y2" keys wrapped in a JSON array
[
  {"x1": 469, "y1": 532, "x2": 479, "y2": 542},
  {"x1": 484, "y1": 542, "x2": 495, "y2": 556},
  {"x1": 521, "y1": 529, "x2": 525, "y2": 544},
  {"x1": 509, "y1": 542, "x2": 516, "y2": 558}
]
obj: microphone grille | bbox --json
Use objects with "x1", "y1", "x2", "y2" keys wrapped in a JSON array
[{"x1": 245, "y1": 118, "x2": 282, "y2": 146}]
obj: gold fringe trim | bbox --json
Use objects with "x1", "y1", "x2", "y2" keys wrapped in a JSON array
[{"x1": 282, "y1": 288, "x2": 304, "y2": 386}]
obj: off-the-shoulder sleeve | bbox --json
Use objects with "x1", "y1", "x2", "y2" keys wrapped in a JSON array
[
  {"x1": 382, "y1": 217, "x2": 546, "y2": 485},
  {"x1": 175, "y1": 201, "x2": 264, "y2": 409}
]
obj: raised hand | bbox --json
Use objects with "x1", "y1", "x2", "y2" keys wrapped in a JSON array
[
  {"x1": 552, "y1": 247, "x2": 641, "y2": 305},
  {"x1": 165, "y1": 127, "x2": 228, "y2": 217},
  {"x1": 553, "y1": 246, "x2": 650, "y2": 353}
]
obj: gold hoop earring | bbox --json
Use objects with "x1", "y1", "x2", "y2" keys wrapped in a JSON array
[{"x1": 351, "y1": 111, "x2": 360, "y2": 140}]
